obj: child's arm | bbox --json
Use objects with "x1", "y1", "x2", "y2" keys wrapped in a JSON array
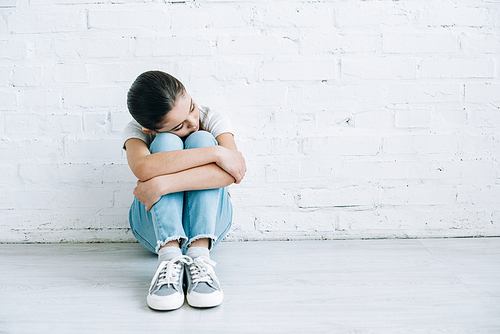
[
  {"x1": 129, "y1": 133, "x2": 246, "y2": 211},
  {"x1": 134, "y1": 163, "x2": 235, "y2": 211},
  {"x1": 125, "y1": 135, "x2": 245, "y2": 182}
]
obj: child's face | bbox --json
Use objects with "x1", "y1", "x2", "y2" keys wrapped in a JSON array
[{"x1": 145, "y1": 93, "x2": 200, "y2": 138}]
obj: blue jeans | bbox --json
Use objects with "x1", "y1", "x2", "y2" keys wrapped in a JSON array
[{"x1": 128, "y1": 131, "x2": 233, "y2": 254}]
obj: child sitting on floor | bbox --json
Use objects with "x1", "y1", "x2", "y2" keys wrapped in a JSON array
[{"x1": 123, "y1": 70, "x2": 246, "y2": 310}]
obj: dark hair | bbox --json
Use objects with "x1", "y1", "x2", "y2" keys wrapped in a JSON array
[{"x1": 126, "y1": 71, "x2": 186, "y2": 131}]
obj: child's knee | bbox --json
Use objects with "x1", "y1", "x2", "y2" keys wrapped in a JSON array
[
  {"x1": 184, "y1": 130, "x2": 217, "y2": 149},
  {"x1": 149, "y1": 132, "x2": 183, "y2": 153}
]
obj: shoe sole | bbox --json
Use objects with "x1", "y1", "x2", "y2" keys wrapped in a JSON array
[
  {"x1": 147, "y1": 292, "x2": 184, "y2": 311},
  {"x1": 186, "y1": 290, "x2": 224, "y2": 308}
]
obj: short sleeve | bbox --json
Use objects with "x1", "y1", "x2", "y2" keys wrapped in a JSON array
[
  {"x1": 199, "y1": 106, "x2": 234, "y2": 139},
  {"x1": 122, "y1": 119, "x2": 155, "y2": 150}
]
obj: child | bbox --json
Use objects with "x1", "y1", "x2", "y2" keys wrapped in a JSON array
[{"x1": 123, "y1": 71, "x2": 246, "y2": 310}]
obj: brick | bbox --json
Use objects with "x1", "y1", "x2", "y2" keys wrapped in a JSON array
[
  {"x1": 87, "y1": 64, "x2": 123, "y2": 83},
  {"x1": 251, "y1": 209, "x2": 339, "y2": 234},
  {"x1": 437, "y1": 106, "x2": 468, "y2": 126},
  {"x1": 170, "y1": 5, "x2": 250, "y2": 29},
  {"x1": 386, "y1": 83, "x2": 462, "y2": 104},
  {"x1": 8, "y1": 10, "x2": 86, "y2": 33},
  {"x1": 224, "y1": 83, "x2": 287, "y2": 106},
  {"x1": 290, "y1": 83, "x2": 386, "y2": 110},
  {"x1": 0, "y1": 91, "x2": 17, "y2": 109},
  {"x1": 38, "y1": 114, "x2": 82, "y2": 134},
  {"x1": 465, "y1": 83, "x2": 500, "y2": 104},
  {"x1": 111, "y1": 189, "x2": 135, "y2": 211},
  {"x1": 299, "y1": 157, "x2": 343, "y2": 182},
  {"x1": 299, "y1": 32, "x2": 340, "y2": 55},
  {"x1": 272, "y1": 110, "x2": 316, "y2": 137},
  {"x1": 30, "y1": 0, "x2": 96, "y2": 4},
  {"x1": 461, "y1": 134, "x2": 499, "y2": 154},
  {"x1": 270, "y1": 137, "x2": 300, "y2": 155},
  {"x1": 420, "y1": 59, "x2": 495, "y2": 78},
  {"x1": 395, "y1": 107, "x2": 432, "y2": 128},
  {"x1": 54, "y1": 64, "x2": 89, "y2": 83},
  {"x1": 218, "y1": 35, "x2": 298, "y2": 54},
  {"x1": 0, "y1": 0, "x2": 16, "y2": 7},
  {"x1": 261, "y1": 59, "x2": 336, "y2": 81},
  {"x1": 64, "y1": 138, "x2": 124, "y2": 161},
  {"x1": 15, "y1": 138, "x2": 64, "y2": 160},
  {"x1": 265, "y1": 160, "x2": 301, "y2": 183},
  {"x1": 34, "y1": 38, "x2": 54, "y2": 60},
  {"x1": 12, "y1": 189, "x2": 52, "y2": 209},
  {"x1": 176, "y1": 60, "x2": 256, "y2": 83},
  {"x1": 342, "y1": 160, "x2": 412, "y2": 181},
  {"x1": 411, "y1": 159, "x2": 498, "y2": 182},
  {"x1": 337, "y1": 33, "x2": 383, "y2": 54},
  {"x1": 55, "y1": 37, "x2": 130, "y2": 59},
  {"x1": 251, "y1": 211, "x2": 301, "y2": 233},
  {"x1": 11, "y1": 66, "x2": 42, "y2": 87},
  {"x1": 4, "y1": 114, "x2": 38, "y2": 133},
  {"x1": 336, "y1": 2, "x2": 413, "y2": 28},
  {"x1": 380, "y1": 185, "x2": 456, "y2": 206},
  {"x1": 342, "y1": 57, "x2": 416, "y2": 80},
  {"x1": 57, "y1": 163, "x2": 103, "y2": 184},
  {"x1": 316, "y1": 110, "x2": 354, "y2": 130},
  {"x1": 19, "y1": 163, "x2": 57, "y2": 184},
  {"x1": 53, "y1": 187, "x2": 114, "y2": 209},
  {"x1": 134, "y1": 37, "x2": 213, "y2": 57},
  {"x1": 88, "y1": 9, "x2": 168, "y2": 30},
  {"x1": 472, "y1": 109, "x2": 500, "y2": 127},
  {"x1": 0, "y1": 189, "x2": 15, "y2": 210},
  {"x1": 236, "y1": 137, "x2": 272, "y2": 157},
  {"x1": 0, "y1": 40, "x2": 27, "y2": 59},
  {"x1": 383, "y1": 135, "x2": 459, "y2": 154},
  {"x1": 298, "y1": 186, "x2": 375, "y2": 208},
  {"x1": 63, "y1": 86, "x2": 126, "y2": 108},
  {"x1": 421, "y1": 6, "x2": 492, "y2": 28},
  {"x1": 257, "y1": 3, "x2": 332, "y2": 28},
  {"x1": 0, "y1": 165, "x2": 14, "y2": 184},
  {"x1": 18, "y1": 89, "x2": 61, "y2": 110},
  {"x1": 0, "y1": 66, "x2": 12, "y2": 86},
  {"x1": 383, "y1": 33, "x2": 459, "y2": 54},
  {"x1": 83, "y1": 113, "x2": 111, "y2": 136},
  {"x1": 353, "y1": 109, "x2": 395, "y2": 130},
  {"x1": 462, "y1": 33, "x2": 496, "y2": 54},
  {"x1": 303, "y1": 135, "x2": 380, "y2": 156},
  {"x1": 230, "y1": 188, "x2": 294, "y2": 208},
  {"x1": 0, "y1": 112, "x2": 5, "y2": 136},
  {"x1": 227, "y1": 107, "x2": 275, "y2": 137},
  {"x1": 457, "y1": 185, "x2": 500, "y2": 205},
  {"x1": 338, "y1": 209, "x2": 414, "y2": 231},
  {"x1": 102, "y1": 163, "x2": 135, "y2": 184}
]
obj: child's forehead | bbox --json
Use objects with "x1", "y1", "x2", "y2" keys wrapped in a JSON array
[
  {"x1": 174, "y1": 92, "x2": 191, "y2": 106},
  {"x1": 163, "y1": 94, "x2": 193, "y2": 127}
]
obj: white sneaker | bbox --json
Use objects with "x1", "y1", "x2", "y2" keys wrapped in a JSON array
[
  {"x1": 185, "y1": 256, "x2": 224, "y2": 308},
  {"x1": 147, "y1": 255, "x2": 191, "y2": 311}
]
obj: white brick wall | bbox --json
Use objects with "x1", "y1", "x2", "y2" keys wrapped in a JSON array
[{"x1": 0, "y1": 0, "x2": 499, "y2": 243}]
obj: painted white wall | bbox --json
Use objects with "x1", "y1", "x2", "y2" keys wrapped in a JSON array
[{"x1": 1, "y1": 0, "x2": 499, "y2": 243}]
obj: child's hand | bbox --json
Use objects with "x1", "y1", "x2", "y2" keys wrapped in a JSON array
[
  {"x1": 215, "y1": 147, "x2": 246, "y2": 184},
  {"x1": 134, "y1": 178, "x2": 162, "y2": 211}
]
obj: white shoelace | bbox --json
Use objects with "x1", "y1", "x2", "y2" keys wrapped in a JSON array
[
  {"x1": 150, "y1": 255, "x2": 192, "y2": 293},
  {"x1": 188, "y1": 256, "x2": 219, "y2": 286}
]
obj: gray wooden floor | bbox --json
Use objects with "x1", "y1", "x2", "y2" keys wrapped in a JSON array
[{"x1": 1, "y1": 238, "x2": 499, "y2": 333}]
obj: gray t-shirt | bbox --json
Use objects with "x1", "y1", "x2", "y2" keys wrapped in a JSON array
[{"x1": 122, "y1": 105, "x2": 233, "y2": 149}]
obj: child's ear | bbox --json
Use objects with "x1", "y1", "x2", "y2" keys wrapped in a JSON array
[{"x1": 142, "y1": 127, "x2": 158, "y2": 134}]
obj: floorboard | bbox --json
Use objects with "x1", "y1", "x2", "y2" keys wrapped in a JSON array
[{"x1": 1, "y1": 238, "x2": 499, "y2": 333}]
